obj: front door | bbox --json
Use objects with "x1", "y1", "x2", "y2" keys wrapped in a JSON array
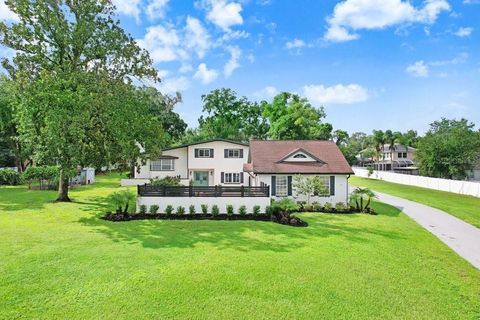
[{"x1": 193, "y1": 171, "x2": 209, "y2": 186}]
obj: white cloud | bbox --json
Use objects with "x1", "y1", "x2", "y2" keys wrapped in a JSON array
[
  {"x1": 224, "y1": 46, "x2": 241, "y2": 77},
  {"x1": 406, "y1": 60, "x2": 429, "y2": 77},
  {"x1": 285, "y1": 39, "x2": 306, "y2": 49},
  {"x1": 194, "y1": 63, "x2": 219, "y2": 84},
  {"x1": 430, "y1": 52, "x2": 468, "y2": 66},
  {"x1": 112, "y1": 0, "x2": 142, "y2": 22},
  {"x1": 253, "y1": 86, "x2": 278, "y2": 99},
  {"x1": 205, "y1": 0, "x2": 244, "y2": 31},
  {"x1": 136, "y1": 25, "x2": 181, "y2": 63},
  {"x1": 247, "y1": 54, "x2": 255, "y2": 63},
  {"x1": 324, "y1": 0, "x2": 451, "y2": 42},
  {"x1": 453, "y1": 27, "x2": 473, "y2": 37},
  {"x1": 157, "y1": 76, "x2": 190, "y2": 93},
  {"x1": 179, "y1": 63, "x2": 193, "y2": 73},
  {"x1": 146, "y1": 0, "x2": 169, "y2": 20},
  {"x1": 463, "y1": 0, "x2": 480, "y2": 3},
  {"x1": 303, "y1": 84, "x2": 369, "y2": 104},
  {"x1": 184, "y1": 16, "x2": 211, "y2": 59},
  {"x1": 0, "y1": 1, "x2": 19, "y2": 22}
]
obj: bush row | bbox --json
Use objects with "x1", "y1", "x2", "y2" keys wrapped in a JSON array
[
  {"x1": 138, "y1": 204, "x2": 262, "y2": 216},
  {"x1": 0, "y1": 169, "x2": 21, "y2": 186}
]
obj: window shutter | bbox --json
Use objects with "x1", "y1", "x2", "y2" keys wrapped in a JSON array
[
  {"x1": 239, "y1": 149, "x2": 244, "y2": 158},
  {"x1": 221, "y1": 172, "x2": 225, "y2": 183},
  {"x1": 224, "y1": 149, "x2": 228, "y2": 158},
  {"x1": 330, "y1": 176, "x2": 335, "y2": 196},
  {"x1": 287, "y1": 176, "x2": 292, "y2": 196},
  {"x1": 240, "y1": 173, "x2": 244, "y2": 183},
  {"x1": 271, "y1": 176, "x2": 276, "y2": 196},
  {"x1": 210, "y1": 149, "x2": 214, "y2": 158},
  {"x1": 194, "y1": 149, "x2": 199, "y2": 158}
]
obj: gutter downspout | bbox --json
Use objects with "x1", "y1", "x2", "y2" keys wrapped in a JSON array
[{"x1": 346, "y1": 174, "x2": 351, "y2": 204}]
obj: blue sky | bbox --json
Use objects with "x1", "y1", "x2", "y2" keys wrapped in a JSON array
[{"x1": 1, "y1": 0, "x2": 479, "y2": 134}]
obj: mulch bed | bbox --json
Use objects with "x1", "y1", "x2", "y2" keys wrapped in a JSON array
[{"x1": 102, "y1": 213, "x2": 308, "y2": 227}]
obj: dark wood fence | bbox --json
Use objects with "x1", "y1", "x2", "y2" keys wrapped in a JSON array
[{"x1": 138, "y1": 184, "x2": 270, "y2": 197}]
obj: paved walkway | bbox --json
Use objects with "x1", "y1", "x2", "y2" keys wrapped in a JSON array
[{"x1": 375, "y1": 192, "x2": 480, "y2": 270}]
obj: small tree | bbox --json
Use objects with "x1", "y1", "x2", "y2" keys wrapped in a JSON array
[
  {"x1": 350, "y1": 188, "x2": 376, "y2": 213},
  {"x1": 293, "y1": 175, "x2": 329, "y2": 204}
]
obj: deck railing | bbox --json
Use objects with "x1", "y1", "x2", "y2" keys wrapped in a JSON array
[{"x1": 138, "y1": 184, "x2": 270, "y2": 197}]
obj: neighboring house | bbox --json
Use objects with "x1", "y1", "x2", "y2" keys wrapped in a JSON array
[
  {"x1": 372, "y1": 144, "x2": 417, "y2": 174},
  {"x1": 128, "y1": 139, "x2": 354, "y2": 212}
]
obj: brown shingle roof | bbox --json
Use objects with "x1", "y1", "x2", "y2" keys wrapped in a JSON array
[{"x1": 245, "y1": 140, "x2": 354, "y2": 174}]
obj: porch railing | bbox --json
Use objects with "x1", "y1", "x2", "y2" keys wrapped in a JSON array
[{"x1": 138, "y1": 184, "x2": 270, "y2": 197}]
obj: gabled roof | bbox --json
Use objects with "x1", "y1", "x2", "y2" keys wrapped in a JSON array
[
  {"x1": 276, "y1": 148, "x2": 325, "y2": 164},
  {"x1": 245, "y1": 140, "x2": 353, "y2": 174},
  {"x1": 163, "y1": 139, "x2": 248, "y2": 151}
]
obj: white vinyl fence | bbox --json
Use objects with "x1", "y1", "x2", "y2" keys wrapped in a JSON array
[{"x1": 353, "y1": 167, "x2": 480, "y2": 198}]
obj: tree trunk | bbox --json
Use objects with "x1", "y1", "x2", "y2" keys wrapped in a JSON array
[{"x1": 56, "y1": 169, "x2": 71, "y2": 202}]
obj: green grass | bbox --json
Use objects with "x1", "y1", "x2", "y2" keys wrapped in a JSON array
[
  {"x1": 350, "y1": 176, "x2": 480, "y2": 228},
  {"x1": 1, "y1": 173, "x2": 479, "y2": 319}
]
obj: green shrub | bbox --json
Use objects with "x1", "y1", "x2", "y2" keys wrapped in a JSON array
[
  {"x1": 303, "y1": 204, "x2": 313, "y2": 212},
  {"x1": 212, "y1": 205, "x2": 219, "y2": 216},
  {"x1": 149, "y1": 204, "x2": 159, "y2": 214},
  {"x1": 189, "y1": 205, "x2": 196, "y2": 215},
  {"x1": 139, "y1": 205, "x2": 147, "y2": 214},
  {"x1": 176, "y1": 206, "x2": 185, "y2": 215},
  {"x1": 149, "y1": 176, "x2": 181, "y2": 186},
  {"x1": 165, "y1": 205, "x2": 174, "y2": 215},
  {"x1": 312, "y1": 202, "x2": 322, "y2": 212},
  {"x1": 272, "y1": 198, "x2": 299, "y2": 213},
  {"x1": 22, "y1": 166, "x2": 60, "y2": 189},
  {"x1": 107, "y1": 190, "x2": 136, "y2": 213},
  {"x1": 226, "y1": 204, "x2": 234, "y2": 216},
  {"x1": 265, "y1": 205, "x2": 273, "y2": 217},
  {"x1": 0, "y1": 169, "x2": 21, "y2": 186},
  {"x1": 335, "y1": 202, "x2": 346, "y2": 212},
  {"x1": 324, "y1": 202, "x2": 333, "y2": 211},
  {"x1": 238, "y1": 205, "x2": 246, "y2": 215},
  {"x1": 201, "y1": 204, "x2": 208, "y2": 214},
  {"x1": 252, "y1": 205, "x2": 261, "y2": 216}
]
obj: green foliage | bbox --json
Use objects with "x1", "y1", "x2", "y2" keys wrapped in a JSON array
[
  {"x1": 212, "y1": 205, "x2": 220, "y2": 216},
  {"x1": 416, "y1": 118, "x2": 480, "y2": 179},
  {"x1": 201, "y1": 204, "x2": 208, "y2": 214},
  {"x1": 0, "y1": 169, "x2": 21, "y2": 185},
  {"x1": 350, "y1": 188, "x2": 376, "y2": 213},
  {"x1": 108, "y1": 190, "x2": 136, "y2": 214},
  {"x1": 189, "y1": 205, "x2": 196, "y2": 215},
  {"x1": 271, "y1": 198, "x2": 299, "y2": 213},
  {"x1": 335, "y1": 202, "x2": 346, "y2": 211},
  {"x1": 176, "y1": 206, "x2": 185, "y2": 215},
  {"x1": 252, "y1": 205, "x2": 261, "y2": 216},
  {"x1": 149, "y1": 205, "x2": 159, "y2": 215},
  {"x1": 238, "y1": 205, "x2": 247, "y2": 216},
  {"x1": 323, "y1": 202, "x2": 333, "y2": 211},
  {"x1": 263, "y1": 92, "x2": 332, "y2": 140},
  {"x1": 367, "y1": 165, "x2": 374, "y2": 177},
  {"x1": 165, "y1": 205, "x2": 174, "y2": 215},
  {"x1": 22, "y1": 166, "x2": 59, "y2": 183},
  {"x1": 293, "y1": 175, "x2": 329, "y2": 204},
  {"x1": 150, "y1": 176, "x2": 181, "y2": 187},
  {"x1": 226, "y1": 205, "x2": 234, "y2": 216},
  {"x1": 139, "y1": 205, "x2": 147, "y2": 214},
  {"x1": 312, "y1": 202, "x2": 322, "y2": 212}
]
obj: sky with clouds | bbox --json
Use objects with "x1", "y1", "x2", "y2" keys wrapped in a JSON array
[{"x1": 1, "y1": 0, "x2": 479, "y2": 134}]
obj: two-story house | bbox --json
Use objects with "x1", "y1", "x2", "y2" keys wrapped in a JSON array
[{"x1": 372, "y1": 144, "x2": 417, "y2": 173}]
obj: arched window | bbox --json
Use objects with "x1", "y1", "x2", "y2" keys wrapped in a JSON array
[{"x1": 293, "y1": 153, "x2": 307, "y2": 159}]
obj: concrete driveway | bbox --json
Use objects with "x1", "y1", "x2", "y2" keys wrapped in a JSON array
[{"x1": 374, "y1": 191, "x2": 480, "y2": 270}]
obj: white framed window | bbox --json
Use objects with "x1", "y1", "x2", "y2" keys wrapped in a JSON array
[
  {"x1": 397, "y1": 152, "x2": 407, "y2": 158},
  {"x1": 150, "y1": 159, "x2": 174, "y2": 171},
  {"x1": 313, "y1": 176, "x2": 330, "y2": 196},
  {"x1": 196, "y1": 148, "x2": 212, "y2": 158},
  {"x1": 276, "y1": 176, "x2": 288, "y2": 196},
  {"x1": 225, "y1": 149, "x2": 242, "y2": 158},
  {"x1": 293, "y1": 153, "x2": 307, "y2": 158},
  {"x1": 225, "y1": 173, "x2": 241, "y2": 183}
]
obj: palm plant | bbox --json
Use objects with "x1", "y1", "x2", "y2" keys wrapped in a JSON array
[
  {"x1": 372, "y1": 130, "x2": 386, "y2": 169},
  {"x1": 350, "y1": 188, "x2": 376, "y2": 213}
]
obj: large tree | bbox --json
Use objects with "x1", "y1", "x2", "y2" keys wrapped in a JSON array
[
  {"x1": 0, "y1": 0, "x2": 160, "y2": 201},
  {"x1": 263, "y1": 92, "x2": 332, "y2": 140},
  {"x1": 198, "y1": 88, "x2": 268, "y2": 141},
  {"x1": 416, "y1": 118, "x2": 480, "y2": 179}
]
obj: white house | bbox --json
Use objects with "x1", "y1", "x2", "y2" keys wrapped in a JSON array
[{"x1": 125, "y1": 139, "x2": 354, "y2": 213}]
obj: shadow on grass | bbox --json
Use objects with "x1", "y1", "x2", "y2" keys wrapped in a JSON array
[
  {"x1": 0, "y1": 186, "x2": 57, "y2": 211},
  {"x1": 77, "y1": 199, "x2": 405, "y2": 252}
]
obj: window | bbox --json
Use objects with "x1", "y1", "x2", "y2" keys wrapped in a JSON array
[
  {"x1": 313, "y1": 176, "x2": 330, "y2": 196},
  {"x1": 225, "y1": 148, "x2": 242, "y2": 158},
  {"x1": 195, "y1": 148, "x2": 212, "y2": 158},
  {"x1": 276, "y1": 176, "x2": 288, "y2": 196},
  {"x1": 150, "y1": 159, "x2": 174, "y2": 171},
  {"x1": 398, "y1": 152, "x2": 408, "y2": 158},
  {"x1": 293, "y1": 153, "x2": 307, "y2": 158},
  {"x1": 225, "y1": 173, "x2": 241, "y2": 183}
]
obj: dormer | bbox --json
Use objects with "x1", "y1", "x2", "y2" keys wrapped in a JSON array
[{"x1": 276, "y1": 148, "x2": 325, "y2": 164}]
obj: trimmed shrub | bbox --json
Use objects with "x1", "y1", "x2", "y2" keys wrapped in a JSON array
[
  {"x1": 149, "y1": 176, "x2": 181, "y2": 186},
  {"x1": 165, "y1": 205, "x2": 174, "y2": 215},
  {"x1": 226, "y1": 204, "x2": 234, "y2": 216},
  {"x1": 176, "y1": 206, "x2": 185, "y2": 215},
  {"x1": 189, "y1": 205, "x2": 196, "y2": 215},
  {"x1": 139, "y1": 205, "x2": 147, "y2": 214},
  {"x1": 0, "y1": 169, "x2": 21, "y2": 186},
  {"x1": 238, "y1": 205, "x2": 247, "y2": 216},
  {"x1": 149, "y1": 204, "x2": 159, "y2": 214},
  {"x1": 324, "y1": 202, "x2": 333, "y2": 212},
  {"x1": 212, "y1": 205, "x2": 219, "y2": 216},
  {"x1": 312, "y1": 202, "x2": 322, "y2": 212},
  {"x1": 335, "y1": 202, "x2": 346, "y2": 212},
  {"x1": 252, "y1": 205, "x2": 261, "y2": 216},
  {"x1": 303, "y1": 204, "x2": 313, "y2": 212},
  {"x1": 201, "y1": 204, "x2": 208, "y2": 214}
]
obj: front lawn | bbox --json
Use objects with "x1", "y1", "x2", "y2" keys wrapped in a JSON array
[
  {"x1": 1, "y1": 173, "x2": 479, "y2": 319},
  {"x1": 350, "y1": 176, "x2": 480, "y2": 228}
]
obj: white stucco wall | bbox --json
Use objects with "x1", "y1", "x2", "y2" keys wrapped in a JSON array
[
  {"x1": 254, "y1": 173, "x2": 350, "y2": 205},
  {"x1": 135, "y1": 147, "x2": 188, "y2": 180},
  {"x1": 137, "y1": 196, "x2": 270, "y2": 214}
]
